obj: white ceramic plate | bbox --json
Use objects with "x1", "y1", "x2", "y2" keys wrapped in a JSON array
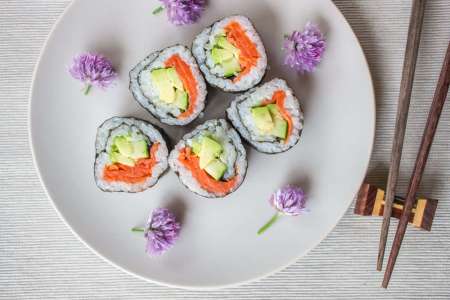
[{"x1": 30, "y1": 0, "x2": 375, "y2": 289}]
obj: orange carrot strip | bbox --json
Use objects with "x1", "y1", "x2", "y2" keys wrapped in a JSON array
[
  {"x1": 273, "y1": 91, "x2": 293, "y2": 142},
  {"x1": 224, "y1": 21, "x2": 260, "y2": 83},
  {"x1": 178, "y1": 147, "x2": 238, "y2": 194},
  {"x1": 165, "y1": 54, "x2": 198, "y2": 119},
  {"x1": 103, "y1": 143, "x2": 160, "y2": 184}
]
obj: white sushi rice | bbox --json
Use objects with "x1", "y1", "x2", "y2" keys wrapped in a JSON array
[
  {"x1": 227, "y1": 78, "x2": 304, "y2": 153},
  {"x1": 129, "y1": 45, "x2": 207, "y2": 126},
  {"x1": 94, "y1": 117, "x2": 169, "y2": 193},
  {"x1": 192, "y1": 15, "x2": 267, "y2": 92},
  {"x1": 168, "y1": 119, "x2": 247, "y2": 198}
]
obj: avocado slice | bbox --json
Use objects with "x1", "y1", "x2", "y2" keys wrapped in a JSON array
[
  {"x1": 150, "y1": 68, "x2": 176, "y2": 103},
  {"x1": 266, "y1": 104, "x2": 279, "y2": 117},
  {"x1": 271, "y1": 118, "x2": 288, "y2": 139},
  {"x1": 130, "y1": 140, "x2": 149, "y2": 160},
  {"x1": 114, "y1": 136, "x2": 133, "y2": 157},
  {"x1": 251, "y1": 106, "x2": 274, "y2": 133},
  {"x1": 222, "y1": 57, "x2": 241, "y2": 77},
  {"x1": 215, "y1": 36, "x2": 239, "y2": 55},
  {"x1": 211, "y1": 47, "x2": 234, "y2": 65},
  {"x1": 110, "y1": 152, "x2": 135, "y2": 167},
  {"x1": 109, "y1": 151, "x2": 119, "y2": 163},
  {"x1": 110, "y1": 134, "x2": 150, "y2": 166},
  {"x1": 166, "y1": 67, "x2": 184, "y2": 90},
  {"x1": 175, "y1": 89, "x2": 188, "y2": 111},
  {"x1": 267, "y1": 104, "x2": 288, "y2": 139},
  {"x1": 211, "y1": 35, "x2": 241, "y2": 77},
  {"x1": 199, "y1": 136, "x2": 223, "y2": 169},
  {"x1": 150, "y1": 68, "x2": 167, "y2": 84},
  {"x1": 204, "y1": 159, "x2": 227, "y2": 180}
]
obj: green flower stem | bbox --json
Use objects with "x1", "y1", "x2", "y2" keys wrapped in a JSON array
[
  {"x1": 152, "y1": 6, "x2": 164, "y2": 15},
  {"x1": 257, "y1": 212, "x2": 280, "y2": 235},
  {"x1": 131, "y1": 227, "x2": 145, "y2": 233},
  {"x1": 83, "y1": 83, "x2": 92, "y2": 95}
]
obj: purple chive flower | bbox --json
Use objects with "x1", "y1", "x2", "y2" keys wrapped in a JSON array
[
  {"x1": 283, "y1": 22, "x2": 326, "y2": 74},
  {"x1": 69, "y1": 53, "x2": 117, "y2": 95},
  {"x1": 258, "y1": 185, "x2": 307, "y2": 235},
  {"x1": 270, "y1": 185, "x2": 307, "y2": 216},
  {"x1": 132, "y1": 208, "x2": 181, "y2": 256},
  {"x1": 158, "y1": 0, "x2": 206, "y2": 26}
]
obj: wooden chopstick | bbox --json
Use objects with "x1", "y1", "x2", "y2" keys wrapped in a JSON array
[
  {"x1": 377, "y1": 0, "x2": 427, "y2": 272},
  {"x1": 382, "y1": 41, "x2": 450, "y2": 288}
]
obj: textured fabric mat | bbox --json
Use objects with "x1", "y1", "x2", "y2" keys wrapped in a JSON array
[{"x1": 1, "y1": 0, "x2": 449, "y2": 299}]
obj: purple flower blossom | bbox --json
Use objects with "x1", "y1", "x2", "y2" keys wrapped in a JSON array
[
  {"x1": 269, "y1": 185, "x2": 307, "y2": 216},
  {"x1": 159, "y1": 0, "x2": 205, "y2": 26},
  {"x1": 144, "y1": 208, "x2": 181, "y2": 256},
  {"x1": 258, "y1": 185, "x2": 307, "y2": 235},
  {"x1": 69, "y1": 53, "x2": 117, "y2": 94},
  {"x1": 283, "y1": 22, "x2": 326, "y2": 73}
]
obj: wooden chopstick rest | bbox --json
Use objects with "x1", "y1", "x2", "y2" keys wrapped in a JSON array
[{"x1": 355, "y1": 183, "x2": 437, "y2": 231}]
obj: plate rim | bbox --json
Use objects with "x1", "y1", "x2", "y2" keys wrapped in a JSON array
[{"x1": 28, "y1": 0, "x2": 376, "y2": 290}]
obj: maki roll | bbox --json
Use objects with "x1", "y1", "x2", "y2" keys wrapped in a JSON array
[
  {"x1": 129, "y1": 45, "x2": 207, "y2": 125},
  {"x1": 169, "y1": 119, "x2": 247, "y2": 198},
  {"x1": 94, "y1": 117, "x2": 169, "y2": 192},
  {"x1": 192, "y1": 15, "x2": 267, "y2": 92},
  {"x1": 227, "y1": 78, "x2": 304, "y2": 154}
]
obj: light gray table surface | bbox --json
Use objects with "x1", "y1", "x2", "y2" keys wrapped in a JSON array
[{"x1": 1, "y1": 0, "x2": 449, "y2": 299}]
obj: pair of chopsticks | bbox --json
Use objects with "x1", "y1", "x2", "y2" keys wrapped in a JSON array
[
  {"x1": 377, "y1": 0, "x2": 450, "y2": 288},
  {"x1": 382, "y1": 42, "x2": 450, "y2": 287},
  {"x1": 377, "y1": 0, "x2": 427, "y2": 273}
]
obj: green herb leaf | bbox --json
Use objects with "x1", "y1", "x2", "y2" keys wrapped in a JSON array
[{"x1": 152, "y1": 6, "x2": 164, "y2": 15}]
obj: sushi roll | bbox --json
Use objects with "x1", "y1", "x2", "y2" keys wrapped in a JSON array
[
  {"x1": 169, "y1": 119, "x2": 247, "y2": 198},
  {"x1": 94, "y1": 117, "x2": 169, "y2": 192},
  {"x1": 192, "y1": 15, "x2": 267, "y2": 92},
  {"x1": 129, "y1": 45, "x2": 207, "y2": 126},
  {"x1": 226, "y1": 78, "x2": 304, "y2": 154}
]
